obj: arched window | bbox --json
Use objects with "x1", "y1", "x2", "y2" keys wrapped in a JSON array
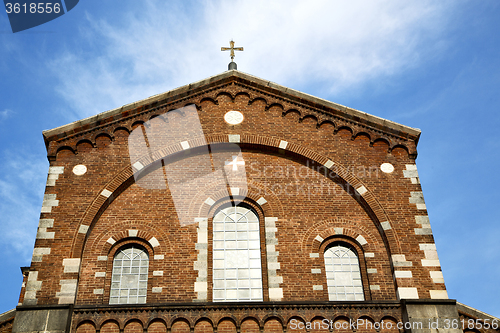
[
  {"x1": 212, "y1": 205, "x2": 263, "y2": 302},
  {"x1": 324, "y1": 244, "x2": 364, "y2": 301},
  {"x1": 110, "y1": 246, "x2": 149, "y2": 304}
]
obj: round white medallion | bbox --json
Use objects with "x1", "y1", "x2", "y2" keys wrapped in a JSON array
[
  {"x1": 224, "y1": 110, "x2": 244, "y2": 125},
  {"x1": 380, "y1": 163, "x2": 394, "y2": 173},
  {"x1": 73, "y1": 164, "x2": 87, "y2": 176}
]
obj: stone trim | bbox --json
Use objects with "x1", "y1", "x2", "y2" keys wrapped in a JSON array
[
  {"x1": 392, "y1": 254, "x2": 412, "y2": 267},
  {"x1": 403, "y1": 164, "x2": 420, "y2": 184},
  {"x1": 397, "y1": 287, "x2": 419, "y2": 300},
  {"x1": 265, "y1": 217, "x2": 283, "y2": 301},
  {"x1": 41, "y1": 194, "x2": 59, "y2": 213},
  {"x1": 56, "y1": 279, "x2": 77, "y2": 304},
  {"x1": 23, "y1": 271, "x2": 41, "y2": 305},
  {"x1": 46, "y1": 166, "x2": 64, "y2": 187},
  {"x1": 36, "y1": 218, "x2": 55, "y2": 239},
  {"x1": 194, "y1": 218, "x2": 208, "y2": 301},
  {"x1": 63, "y1": 258, "x2": 81, "y2": 273},
  {"x1": 32, "y1": 247, "x2": 51, "y2": 263}
]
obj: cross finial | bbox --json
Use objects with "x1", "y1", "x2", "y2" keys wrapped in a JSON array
[{"x1": 221, "y1": 40, "x2": 243, "y2": 62}]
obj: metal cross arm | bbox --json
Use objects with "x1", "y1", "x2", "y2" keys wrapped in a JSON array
[{"x1": 221, "y1": 40, "x2": 244, "y2": 61}]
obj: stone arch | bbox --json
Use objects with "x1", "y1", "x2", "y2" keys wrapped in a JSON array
[{"x1": 70, "y1": 134, "x2": 402, "y2": 264}]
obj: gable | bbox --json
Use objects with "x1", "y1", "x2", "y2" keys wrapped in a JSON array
[{"x1": 42, "y1": 70, "x2": 420, "y2": 160}]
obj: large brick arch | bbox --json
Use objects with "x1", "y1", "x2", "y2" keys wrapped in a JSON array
[{"x1": 70, "y1": 134, "x2": 402, "y2": 264}]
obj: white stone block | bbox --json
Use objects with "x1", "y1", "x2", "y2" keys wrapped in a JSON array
[
  {"x1": 411, "y1": 178, "x2": 420, "y2": 184},
  {"x1": 367, "y1": 269, "x2": 377, "y2": 274},
  {"x1": 394, "y1": 271, "x2": 413, "y2": 278},
  {"x1": 230, "y1": 187, "x2": 240, "y2": 196},
  {"x1": 154, "y1": 254, "x2": 164, "y2": 260},
  {"x1": 204, "y1": 197, "x2": 215, "y2": 206},
  {"x1": 334, "y1": 227, "x2": 343, "y2": 235},
  {"x1": 416, "y1": 204, "x2": 427, "y2": 210},
  {"x1": 392, "y1": 254, "x2": 406, "y2": 262},
  {"x1": 49, "y1": 166, "x2": 64, "y2": 174},
  {"x1": 311, "y1": 269, "x2": 321, "y2": 274},
  {"x1": 39, "y1": 219, "x2": 54, "y2": 228},
  {"x1": 101, "y1": 189, "x2": 112, "y2": 198},
  {"x1": 132, "y1": 161, "x2": 144, "y2": 170},
  {"x1": 324, "y1": 160, "x2": 334, "y2": 169},
  {"x1": 269, "y1": 288, "x2": 283, "y2": 300},
  {"x1": 41, "y1": 206, "x2": 52, "y2": 213},
  {"x1": 33, "y1": 248, "x2": 51, "y2": 255},
  {"x1": 357, "y1": 186, "x2": 367, "y2": 195},
  {"x1": 180, "y1": 141, "x2": 190, "y2": 150},
  {"x1": 93, "y1": 289, "x2": 104, "y2": 294},
  {"x1": 28, "y1": 271, "x2": 38, "y2": 282},
  {"x1": 95, "y1": 272, "x2": 106, "y2": 278},
  {"x1": 381, "y1": 221, "x2": 391, "y2": 230},
  {"x1": 421, "y1": 259, "x2": 440, "y2": 267},
  {"x1": 314, "y1": 235, "x2": 324, "y2": 242},
  {"x1": 97, "y1": 256, "x2": 107, "y2": 261},
  {"x1": 278, "y1": 140, "x2": 288, "y2": 149},
  {"x1": 194, "y1": 282, "x2": 207, "y2": 292},
  {"x1": 269, "y1": 276, "x2": 283, "y2": 284},
  {"x1": 397, "y1": 287, "x2": 419, "y2": 299},
  {"x1": 365, "y1": 252, "x2": 375, "y2": 257},
  {"x1": 403, "y1": 170, "x2": 419, "y2": 178},
  {"x1": 78, "y1": 225, "x2": 89, "y2": 234},
  {"x1": 313, "y1": 285, "x2": 324, "y2": 291},
  {"x1": 152, "y1": 287, "x2": 163, "y2": 293},
  {"x1": 58, "y1": 296, "x2": 75, "y2": 304},
  {"x1": 149, "y1": 237, "x2": 160, "y2": 248},
  {"x1": 405, "y1": 164, "x2": 418, "y2": 171},
  {"x1": 257, "y1": 197, "x2": 267, "y2": 205},
  {"x1": 309, "y1": 253, "x2": 319, "y2": 258},
  {"x1": 419, "y1": 243, "x2": 436, "y2": 250},
  {"x1": 356, "y1": 235, "x2": 368, "y2": 245},
  {"x1": 107, "y1": 237, "x2": 116, "y2": 245},
  {"x1": 430, "y1": 271, "x2": 445, "y2": 283},
  {"x1": 409, "y1": 192, "x2": 425, "y2": 204},
  {"x1": 153, "y1": 271, "x2": 163, "y2": 276},
  {"x1": 424, "y1": 250, "x2": 439, "y2": 259},
  {"x1": 63, "y1": 258, "x2": 81, "y2": 273},
  {"x1": 228, "y1": 134, "x2": 240, "y2": 143},
  {"x1": 197, "y1": 230, "x2": 208, "y2": 244},
  {"x1": 268, "y1": 262, "x2": 280, "y2": 270},
  {"x1": 128, "y1": 229, "x2": 138, "y2": 237},
  {"x1": 415, "y1": 228, "x2": 433, "y2": 235},
  {"x1": 36, "y1": 230, "x2": 55, "y2": 239},
  {"x1": 430, "y1": 290, "x2": 448, "y2": 299},
  {"x1": 370, "y1": 285, "x2": 380, "y2": 291}
]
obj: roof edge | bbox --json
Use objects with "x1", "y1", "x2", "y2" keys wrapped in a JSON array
[
  {"x1": 457, "y1": 302, "x2": 500, "y2": 321},
  {"x1": 43, "y1": 70, "x2": 421, "y2": 141}
]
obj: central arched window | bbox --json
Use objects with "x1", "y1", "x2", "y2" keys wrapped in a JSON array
[
  {"x1": 212, "y1": 205, "x2": 263, "y2": 302},
  {"x1": 324, "y1": 244, "x2": 364, "y2": 301},
  {"x1": 110, "y1": 246, "x2": 149, "y2": 304}
]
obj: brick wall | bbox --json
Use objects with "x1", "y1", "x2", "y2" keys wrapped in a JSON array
[{"x1": 19, "y1": 72, "x2": 448, "y2": 331}]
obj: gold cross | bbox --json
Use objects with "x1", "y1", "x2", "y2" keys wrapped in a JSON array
[{"x1": 221, "y1": 40, "x2": 243, "y2": 61}]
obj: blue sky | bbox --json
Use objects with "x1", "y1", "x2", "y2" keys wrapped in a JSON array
[{"x1": 1, "y1": 0, "x2": 499, "y2": 317}]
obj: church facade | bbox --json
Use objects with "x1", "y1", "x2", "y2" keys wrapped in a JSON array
[{"x1": 3, "y1": 70, "x2": 498, "y2": 333}]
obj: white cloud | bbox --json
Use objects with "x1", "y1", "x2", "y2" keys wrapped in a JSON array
[
  {"x1": 50, "y1": 0, "x2": 457, "y2": 118},
  {"x1": 0, "y1": 109, "x2": 13, "y2": 120},
  {"x1": 0, "y1": 150, "x2": 48, "y2": 261}
]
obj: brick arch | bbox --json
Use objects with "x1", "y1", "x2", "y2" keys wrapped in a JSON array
[
  {"x1": 70, "y1": 134, "x2": 401, "y2": 261},
  {"x1": 83, "y1": 222, "x2": 165, "y2": 259},
  {"x1": 240, "y1": 317, "x2": 262, "y2": 330},
  {"x1": 169, "y1": 317, "x2": 193, "y2": 331},
  {"x1": 191, "y1": 180, "x2": 284, "y2": 220},
  {"x1": 262, "y1": 314, "x2": 285, "y2": 329},
  {"x1": 302, "y1": 219, "x2": 381, "y2": 255}
]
